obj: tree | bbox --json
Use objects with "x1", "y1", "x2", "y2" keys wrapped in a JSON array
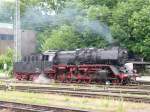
[
  {"x1": 20, "y1": 0, "x2": 68, "y2": 14},
  {"x1": 128, "y1": 6, "x2": 150, "y2": 60},
  {"x1": 40, "y1": 25, "x2": 107, "y2": 51},
  {"x1": 87, "y1": 6, "x2": 111, "y2": 24},
  {"x1": 79, "y1": 29, "x2": 107, "y2": 48},
  {"x1": 1, "y1": 0, "x2": 148, "y2": 60},
  {"x1": 111, "y1": 0, "x2": 150, "y2": 60},
  {"x1": 77, "y1": 0, "x2": 122, "y2": 8},
  {"x1": 0, "y1": 48, "x2": 13, "y2": 72},
  {"x1": 0, "y1": 1, "x2": 14, "y2": 23},
  {"x1": 20, "y1": 0, "x2": 69, "y2": 30},
  {"x1": 41, "y1": 25, "x2": 81, "y2": 51}
]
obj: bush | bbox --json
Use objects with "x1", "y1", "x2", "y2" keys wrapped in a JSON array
[{"x1": 0, "y1": 48, "x2": 13, "y2": 73}]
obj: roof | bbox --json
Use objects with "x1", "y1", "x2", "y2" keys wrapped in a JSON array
[
  {"x1": 0, "y1": 23, "x2": 13, "y2": 29},
  {"x1": 126, "y1": 61, "x2": 150, "y2": 65}
]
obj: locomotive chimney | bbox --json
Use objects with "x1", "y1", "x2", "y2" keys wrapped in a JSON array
[{"x1": 109, "y1": 39, "x2": 120, "y2": 47}]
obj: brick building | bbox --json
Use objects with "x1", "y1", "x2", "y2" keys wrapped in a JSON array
[{"x1": 0, "y1": 23, "x2": 36, "y2": 57}]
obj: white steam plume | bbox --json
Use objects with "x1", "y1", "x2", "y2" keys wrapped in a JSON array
[{"x1": 22, "y1": 2, "x2": 113, "y2": 43}]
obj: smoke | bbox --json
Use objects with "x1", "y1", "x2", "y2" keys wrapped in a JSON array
[
  {"x1": 22, "y1": 6, "x2": 54, "y2": 28},
  {"x1": 75, "y1": 20, "x2": 113, "y2": 43},
  {"x1": 33, "y1": 73, "x2": 54, "y2": 84},
  {"x1": 21, "y1": 2, "x2": 113, "y2": 43}
]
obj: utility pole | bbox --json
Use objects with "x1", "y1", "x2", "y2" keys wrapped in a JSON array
[{"x1": 14, "y1": 0, "x2": 21, "y2": 61}]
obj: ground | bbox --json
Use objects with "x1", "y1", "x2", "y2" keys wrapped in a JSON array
[
  {"x1": 0, "y1": 91, "x2": 150, "y2": 112},
  {"x1": 0, "y1": 72, "x2": 9, "y2": 78}
]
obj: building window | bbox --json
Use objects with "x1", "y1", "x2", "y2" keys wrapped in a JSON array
[{"x1": 0, "y1": 34, "x2": 14, "y2": 40}]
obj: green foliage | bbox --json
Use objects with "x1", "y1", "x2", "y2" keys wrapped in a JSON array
[
  {"x1": 79, "y1": 29, "x2": 107, "y2": 48},
  {"x1": 37, "y1": 29, "x2": 52, "y2": 52},
  {"x1": 41, "y1": 25, "x2": 81, "y2": 51},
  {"x1": 78, "y1": 0, "x2": 122, "y2": 8},
  {"x1": 111, "y1": 0, "x2": 150, "y2": 60},
  {"x1": 37, "y1": 0, "x2": 150, "y2": 60},
  {"x1": 0, "y1": 48, "x2": 14, "y2": 72},
  {"x1": 0, "y1": 1, "x2": 14, "y2": 23},
  {"x1": 0, "y1": 0, "x2": 150, "y2": 60},
  {"x1": 128, "y1": 6, "x2": 150, "y2": 59},
  {"x1": 20, "y1": 0, "x2": 68, "y2": 14},
  {"x1": 87, "y1": 6, "x2": 111, "y2": 24},
  {"x1": 40, "y1": 24, "x2": 107, "y2": 51}
]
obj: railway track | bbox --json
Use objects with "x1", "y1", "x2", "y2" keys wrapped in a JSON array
[
  {"x1": 0, "y1": 84, "x2": 150, "y2": 95},
  {"x1": 1, "y1": 79, "x2": 150, "y2": 90},
  {"x1": 19, "y1": 89, "x2": 150, "y2": 103},
  {"x1": 0, "y1": 101, "x2": 91, "y2": 112},
  {"x1": 0, "y1": 84, "x2": 150, "y2": 104},
  {"x1": 1, "y1": 80, "x2": 150, "y2": 96}
]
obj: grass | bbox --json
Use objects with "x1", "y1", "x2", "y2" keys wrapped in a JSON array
[{"x1": 0, "y1": 91, "x2": 149, "y2": 112}]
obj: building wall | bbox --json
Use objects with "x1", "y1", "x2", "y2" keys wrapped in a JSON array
[
  {"x1": 21, "y1": 30, "x2": 36, "y2": 57},
  {"x1": 0, "y1": 28, "x2": 13, "y2": 35},
  {"x1": 0, "y1": 27, "x2": 36, "y2": 57},
  {"x1": 0, "y1": 28, "x2": 14, "y2": 55}
]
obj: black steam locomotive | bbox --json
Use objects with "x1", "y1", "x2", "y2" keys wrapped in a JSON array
[
  {"x1": 14, "y1": 47, "x2": 131, "y2": 84},
  {"x1": 47, "y1": 47, "x2": 128, "y2": 65}
]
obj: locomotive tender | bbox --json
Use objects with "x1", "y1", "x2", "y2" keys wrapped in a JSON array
[{"x1": 14, "y1": 47, "x2": 131, "y2": 84}]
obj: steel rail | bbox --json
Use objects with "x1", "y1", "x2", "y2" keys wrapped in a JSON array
[
  {"x1": 1, "y1": 79, "x2": 150, "y2": 90},
  {"x1": 0, "y1": 101, "x2": 92, "y2": 112},
  {"x1": 1, "y1": 87, "x2": 150, "y2": 104},
  {"x1": 25, "y1": 89, "x2": 150, "y2": 103},
  {"x1": 0, "y1": 85, "x2": 150, "y2": 95}
]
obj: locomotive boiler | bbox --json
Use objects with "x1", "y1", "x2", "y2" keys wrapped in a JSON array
[
  {"x1": 47, "y1": 47, "x2": 128, "y2": 65},
  {"x1": 14, "y1": 47, "x2": 130, "y2": 84}
]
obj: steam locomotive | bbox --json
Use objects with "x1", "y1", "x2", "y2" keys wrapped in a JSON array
[{"x1": 14, "y1": 47, "x2": 132, "y2": 84}]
